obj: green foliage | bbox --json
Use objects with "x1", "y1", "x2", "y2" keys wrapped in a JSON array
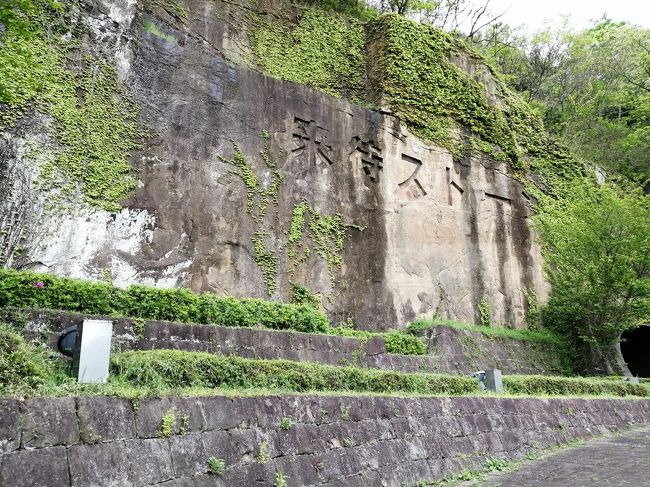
[
  {"x1": 0, "y1": 322, "x2": 54, "y2": 394},
  {"x1": 290, "y1": 283, "x2": 320, "y2": 309},
  {"x1": 252, "y1": 232, "x2": 278, "y2": 295},
  {"x1": 159, "y1": 408, "x2": 177, "y2": 438},
  {"x1": 482, "y1": 20, "x2": 650, "y2": 185},
  {"x1": 207, "y1": 457, "x2": 225, "y2": 475},
  {"x1": 326, "y1": 324, "x2": 427, "y2": 355},
  {"x1": 484, "y1": 457, "x2": 508, "y2": 472},
  {"x1": 111, "y1": 349, "x2": 479, "y2": 395},
  {"x1": 0, "y1": 1, "x2": 141, "y2": 212},
  {"x1": 0, "y1": 269, "x2": 329, "y2": 333},
  {"x1": 219, "y1": 144, "x2": 259, "y2": 215},
  {"x1": 279, "y1": 416, "x2": 292, "y2": 430},
  {"x1": 503, "y1": 375, "x2": 647, "y2": 398},
  {"x1": 382, "y1": 331, "x2": 427, "y2": 355},
  {"x1": 522, "y1": 288, "x2": 540, "y2": 327},
  {"x1": 478, "y1": 297, "x2": 491, "y2": 327},
  {"x1": 368, "y1": 14, "x2": 546, "y2": 165},
  {"x1": 143, "y1": 18, "x2": 178, "y2": 44},
  {"x1": 258, "y1": 440, "x2": 271, "y2": 463},
  {"x1": 254, "y1": 8, "x2": 366, "y2": 100},
  {"x1": 407, "y1": 317, "x2": 567, "y2": 345},
  {"x1": 274, "y1": 471, "x2": 289, "y2": 487},
  {"x1": 287, "y1": 200, "x2": 363, "y2": 286},
  {"x1": 536, "y1": 182, "x2": 650, "y2": 373}
]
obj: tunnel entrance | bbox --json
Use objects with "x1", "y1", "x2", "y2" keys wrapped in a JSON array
[{"x1": 621, "y1": 325, "x2": 650, "y2": 377}]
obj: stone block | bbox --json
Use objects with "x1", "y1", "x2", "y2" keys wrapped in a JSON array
[
  {"x1": 77, "y1": 396, "x2": 135, "y2": 443},
  {"x1": 288, "y1": 331, "x2": 311, "y2": 350},
  {"x1": 135, "y1": 397, "x2": 206, "y2": 438},
  {"x1": 202, "y1": 396, "x2": 243, "y2": 430},
  {"x1": 276, "y1": 423, "x2": 323, "y2": 456},
  {"x1": 0, "y1": 399, "x2": 21, "y2": 453},
  {"x1": 125, "y1": 438, "x2": 174, "y2": 486},
  {"x1": 233, "y1": 396, "x2": 283, "y2": 428},
  {"x1": 168, "y1": 433, "x2": 208, "y2": 477},
  {"x1": 201, "y1": 430, "x2": 237, "y2": 464},
  {"x1": 21, "y1": 397, "x2": 79, "y2": 449},
  {"x1": 485, "y1": 368, "x2": 503, "y2": 393},
  {"x1": 0, "y1": 446, "x2": 69, "y2": 487},
  {"x1": 68, "y1": 441, "x2": 132, "y2": 487}
]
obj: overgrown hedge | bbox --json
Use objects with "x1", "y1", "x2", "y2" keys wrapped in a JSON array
[
  {"x1": 0, "y1": 269, "x2": 328, "y2": 333},
  {"x1": 111, "y1": 350, "x2": 477, "y2": 395},
  {"x1": 503, "y1": 375, "x2": 648, "y2": 398}
]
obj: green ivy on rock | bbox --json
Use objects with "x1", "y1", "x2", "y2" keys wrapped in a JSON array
[{"x1": 0, "y1": 1, "x2": 142, "y2": 213}]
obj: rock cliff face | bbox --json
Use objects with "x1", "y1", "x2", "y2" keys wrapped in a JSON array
[{"x1": 0, "y1": 0, "x2": 552, "y2": 329}]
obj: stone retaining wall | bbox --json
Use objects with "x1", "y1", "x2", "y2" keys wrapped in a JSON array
[
  {"x1": 1, "y1": 395, "x2": 648, "y2": 486},
  {"x1": 5, "y1": 308, "x2": 566, "y2": 376},
  {"x1": 419, "y1": 326, "x2": 569, "y2": 375}
]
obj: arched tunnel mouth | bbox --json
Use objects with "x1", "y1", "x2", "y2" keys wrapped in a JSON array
[{"x1": 621, "y1": 325, "x2": 650, "y2": 377}]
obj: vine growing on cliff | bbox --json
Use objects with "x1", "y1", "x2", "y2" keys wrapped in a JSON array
[{"x1": 0, "y1": 1, "x2": 142, "y2": 212}]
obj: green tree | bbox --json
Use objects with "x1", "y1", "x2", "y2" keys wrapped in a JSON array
[
  {"x1": 480, "y1": 19, "x2": 650, "y2": 186},
  {"x1": 536, "y1": 182, "x2": 650, "y2": 375}
]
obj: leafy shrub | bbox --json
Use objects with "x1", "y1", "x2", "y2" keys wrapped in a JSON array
[
  {"x1": 503, "y1": 375, "x2": 647, "y2": 397},
  {"x1": 290, "y1": 283, "x2": 320, "y2": 309},
  {"x1": 382, "y1": 332, "x2": 427, "y2": 355},
  {"x1": 0, "y1": 269, "x2": 328, "y2": 333},
  {"x1": 0, "y1": 322, "x2": 54, "y2": 393},
  {"x1": 111, "y1": 350, "x2": 478, "y2": 395}
]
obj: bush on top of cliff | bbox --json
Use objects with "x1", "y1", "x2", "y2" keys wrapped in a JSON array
[
  {"x1": 0, "y1": 322, "x2": 54, "y2": 394},
  {"x1": 0, "y1": 269, "x2": 329, "y2": 333}
]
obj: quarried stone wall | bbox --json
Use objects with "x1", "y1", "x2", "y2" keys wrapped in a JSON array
[{"x1": 1, "y1": 395, "x2": 648, "y2": 486}]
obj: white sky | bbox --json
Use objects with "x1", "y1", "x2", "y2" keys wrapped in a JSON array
[{"x1": 487, "y1": 0, "x2": 650, "y2": 32}]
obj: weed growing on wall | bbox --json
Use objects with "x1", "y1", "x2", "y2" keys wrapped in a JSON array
[
  {"x1": 207, "y1": 457, "x2": 225, "y2": 475},
  {"x1": 274, "y1": 472, "x2": 289, "y2": 487},
  {"x1": 478, "y1": 298, "x2": 491, "y2": 327},
  {"x1": 159, "y1": 408, "x2": 177, "y2": 438}
]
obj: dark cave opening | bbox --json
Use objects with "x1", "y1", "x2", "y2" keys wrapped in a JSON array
[{"x1": 621, "y1": 325, "x2": 650, "y2": 377}]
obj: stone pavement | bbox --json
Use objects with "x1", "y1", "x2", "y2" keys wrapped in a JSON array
[{"x1": 479, "y1": 426, "x2": 650, "y2": 487}]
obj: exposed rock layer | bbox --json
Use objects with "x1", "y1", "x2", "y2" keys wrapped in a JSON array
[{"x1": 0, "y1": 0, "x2": 549, "y2": 329}]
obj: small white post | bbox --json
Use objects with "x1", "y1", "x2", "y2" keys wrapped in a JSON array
[{"x1": 74, "y1": 319, "x2": 113, "y2": 383}]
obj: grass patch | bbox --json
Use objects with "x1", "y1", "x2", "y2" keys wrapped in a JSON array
[
  {"x1": 111, "y1": 350, "x2": 478, "y2": 396},
  {"x1": 503, "y1": 375, "x2": 648, "y2": 398},
  {"x1": 408, "y1": 317, "x2": 566, "y2": 345},
  {"x1": 0, "y1": 322, "x2": 54, "y2": 393}
]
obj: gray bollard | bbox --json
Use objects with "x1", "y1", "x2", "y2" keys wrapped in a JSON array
[{"x1": 484, "y1": 369, "x2": 503, "y2": 393}]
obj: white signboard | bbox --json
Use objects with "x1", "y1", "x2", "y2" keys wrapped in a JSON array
[{"x1": 76, "y1": 319, "x2": 113, "y2": 383}]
